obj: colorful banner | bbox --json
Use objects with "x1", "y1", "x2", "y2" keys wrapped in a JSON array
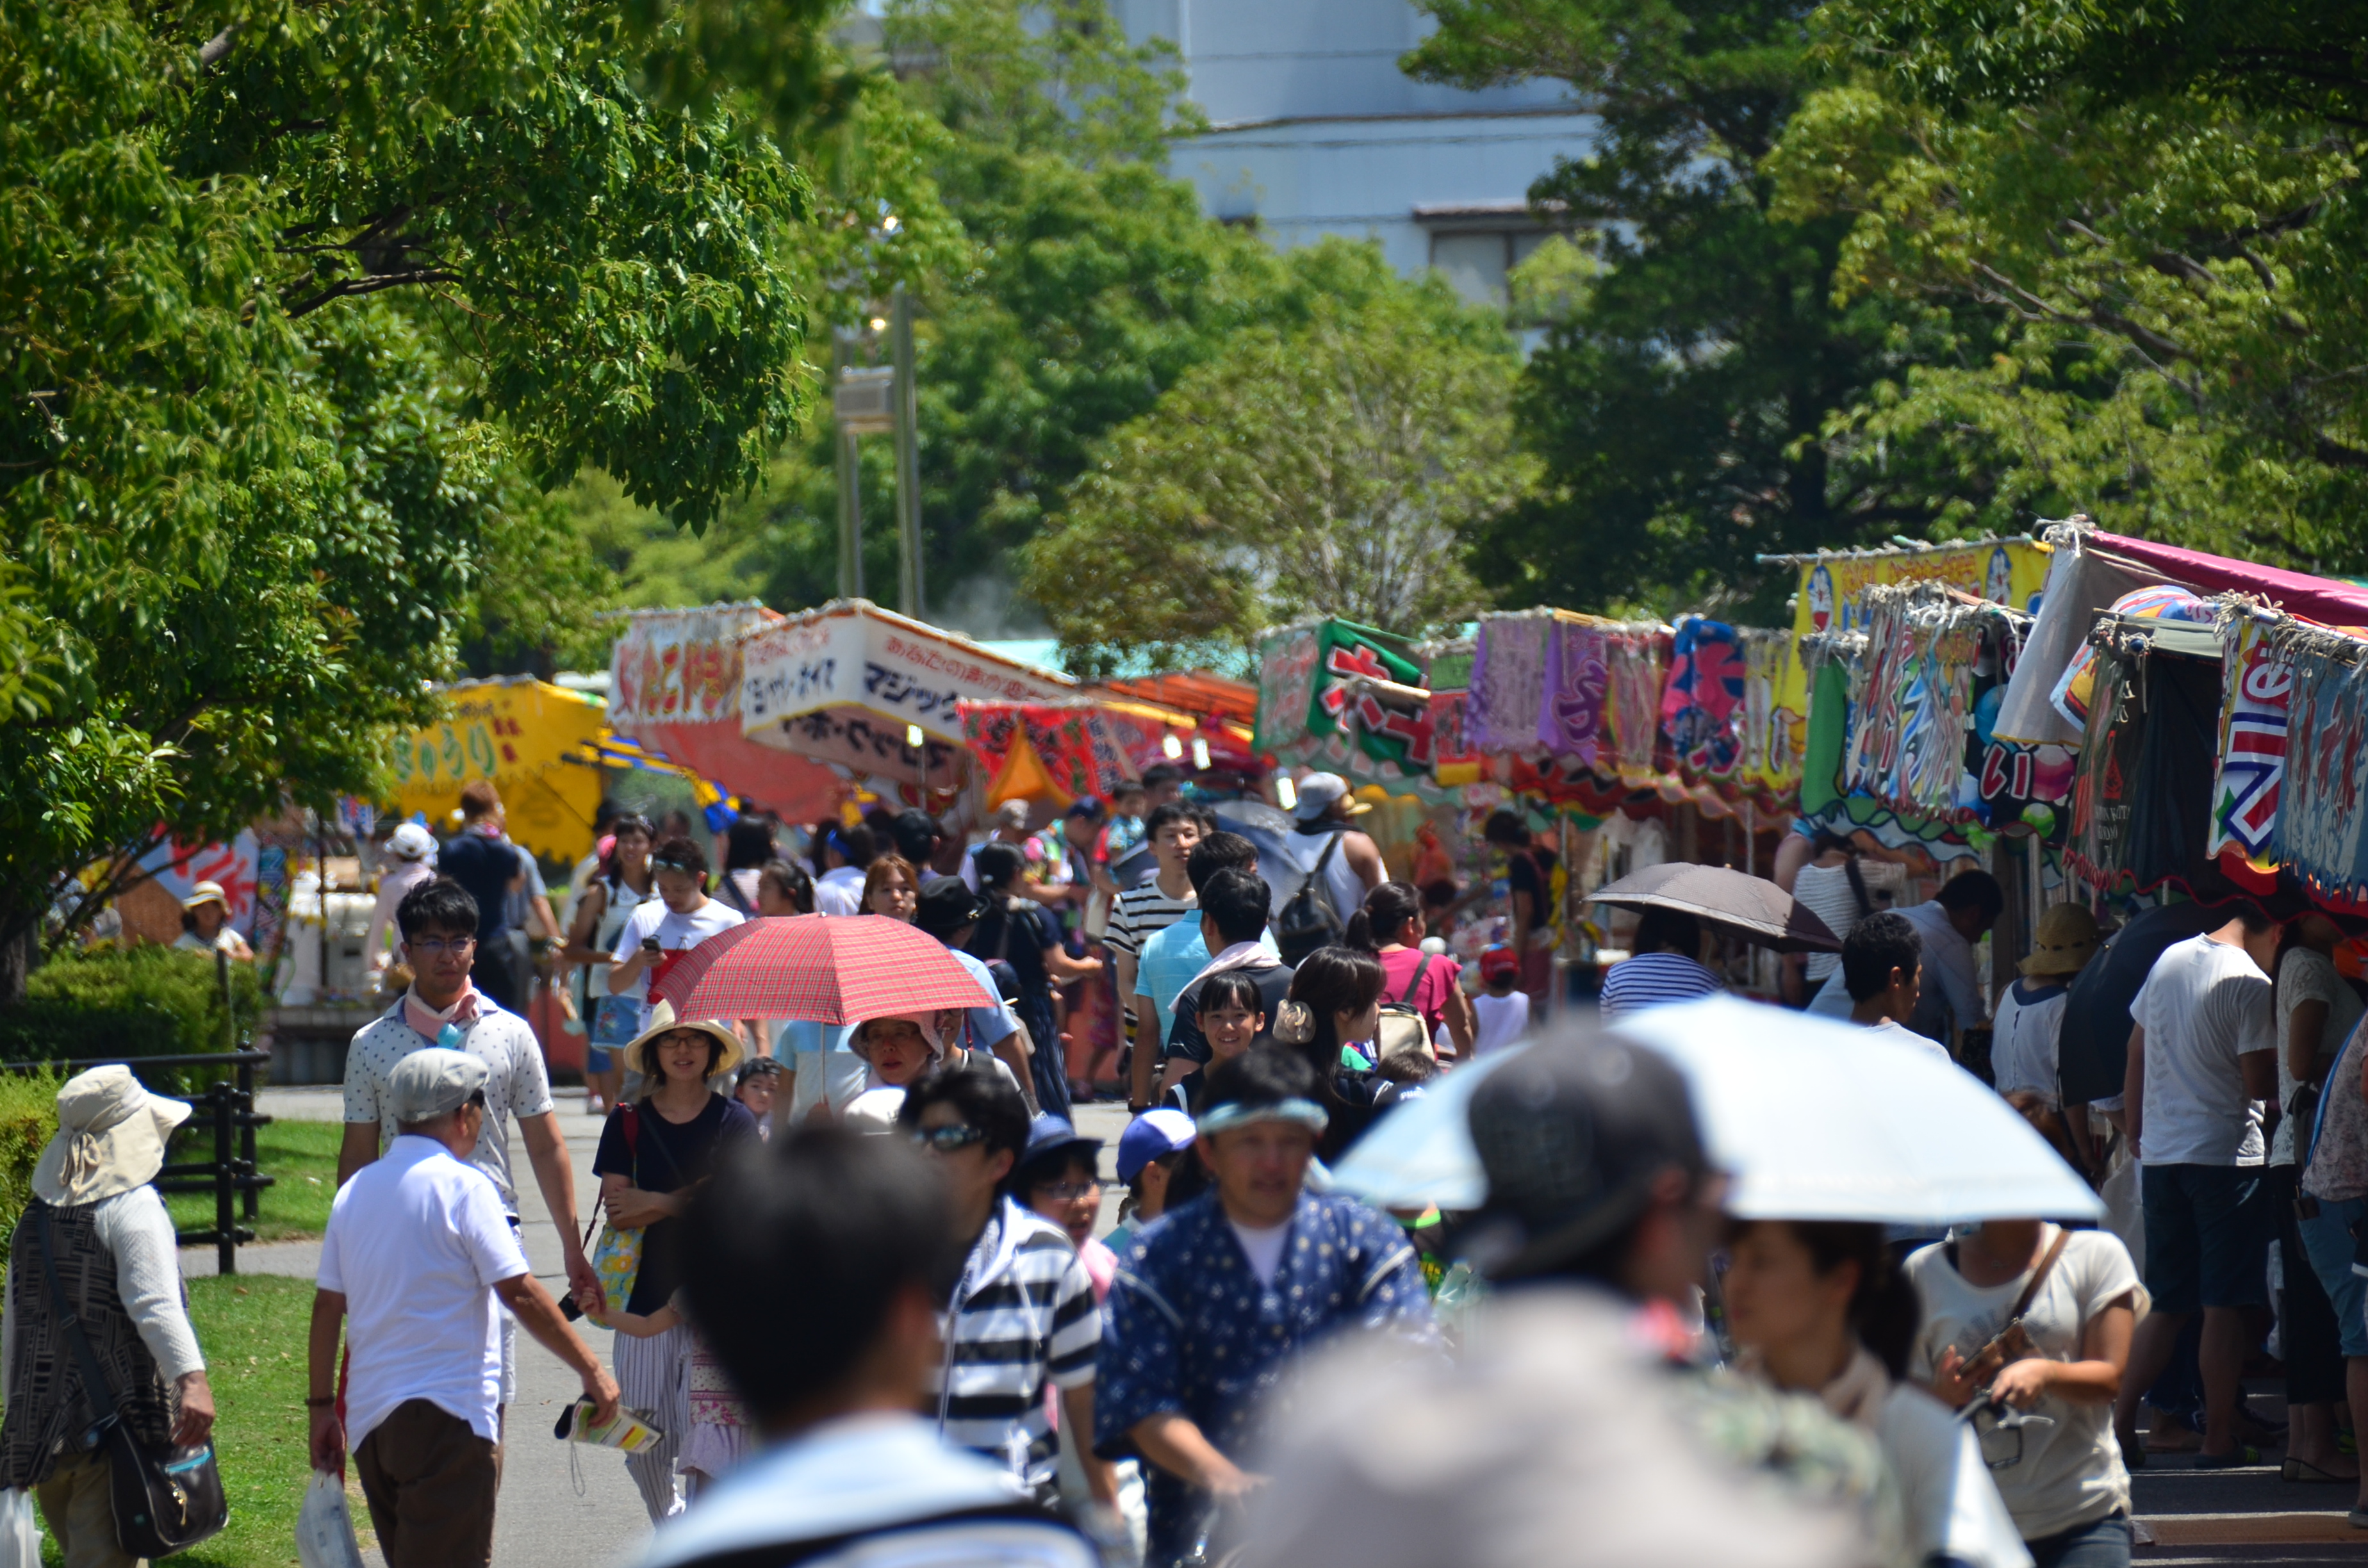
[
  {"x1": 2209, "y1": 618, "x2": 2290, "y2": 860},
  {"x1": 609, "y1": 604, "x2": 846, "y2": 820},
  {"x1": 136, "y1": 831, "x2": 264, "y2": 936},
  {"x1": 2273, "y1": 642, "x2": 2368, "y2": 896},
  {"x1": 1601, "y1": 625, "x2": 1669, "y2": 783},
  {"x1": 389, "y1": 678, "x2": 607, "y2": 861},
  {"x1": 1775, "y1": 538, "x2": 2052, "y2": 723},
  {"x1": 1251, "y1": 619, "x2": 1429, "y2": 777},
  {"x1": 1841, "y1": 588, "x2": 1981, "y2": 821},
  {"x1": 1659, "y1": 616, "x2": 1745, "y2": 780},
  {"x1": 1539, "y1": 619, "x2": 1611, "y2": 764},
  {"x1": 1739, "y1": 628, "x2": 1804, "y2": 801},
  {"x1": 1465, "y1": 615, "x2": 1552, "y2": 755},
  {"x1": 958, "y1": 703, "x2": 1140, "y2": 806},
  {"x1": 741, "y1": 603, "x2": 1073, "y2": 786}
]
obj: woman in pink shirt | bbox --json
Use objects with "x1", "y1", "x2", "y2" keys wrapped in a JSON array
[{"x1": 1348, "y1": 882, "x2": 1476, "y2": 1061}]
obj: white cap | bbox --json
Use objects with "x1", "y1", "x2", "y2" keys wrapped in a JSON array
[
  {"x1": 388, "y1": 822, "x2": 437, "y2": 862},
  {"x1": 389, "y1": 1047, "x2": 488, "y2": 1124},
  {"x1": 1292, "y1": 772, "x2": 1370, "y2": 822}
]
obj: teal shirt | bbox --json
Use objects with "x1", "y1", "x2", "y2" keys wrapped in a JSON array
[{"x1": 1137, "y1": 919, "x2": 1280, "y2": 1041}]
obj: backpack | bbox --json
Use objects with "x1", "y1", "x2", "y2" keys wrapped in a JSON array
[
  {"x1": 1273, "y1": 831, "x2": 1347, "y2": 964},
  {"x1": 1372, "y1": 953, "x2": 1440, "y2": 1079}
]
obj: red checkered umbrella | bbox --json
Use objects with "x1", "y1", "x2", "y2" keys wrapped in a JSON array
[{"x1": 649, "y1": 915, "x2": 993, "y2": 1023}]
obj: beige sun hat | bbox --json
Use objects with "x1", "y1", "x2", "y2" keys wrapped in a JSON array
[
  {"x1": 32, "y1": 1065, "x2": 192, "y2": 1206},
  {"x1": 181, "y1": 880, "x2": 230, "y2": 912},
  {"x1": 620, "y1": 1000, "x2": 745, "y2": 1080}
]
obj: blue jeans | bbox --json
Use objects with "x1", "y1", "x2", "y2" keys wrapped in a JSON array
[{"x1": 2025, "y1": 1514, "x2": 2129, "y2": 1568}]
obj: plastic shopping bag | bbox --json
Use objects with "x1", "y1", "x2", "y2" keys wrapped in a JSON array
[
  {"x1": 295, "y1": 1469, "x2": 366, "y2": 1568},
  {"x1": 0, "y1": 1487, "x2": 41, "y2": 1568}
]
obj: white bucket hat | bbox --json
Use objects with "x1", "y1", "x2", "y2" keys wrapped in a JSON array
[
  {"x1": 388, "y1": 822, "x2": 438, "y2": 863},
  {"x1": 32, "y1": 1065, "x2": 192, "y2": 1207},
  {"x1": 620, "y1": 1001, "x2": 746, "y2": 1080}
]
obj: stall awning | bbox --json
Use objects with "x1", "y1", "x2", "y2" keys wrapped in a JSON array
[
  {"x1": 390, "y1": 678, "x2": 607, "y2": 862},
  {"x1": 737, "y1": 600, "x2": 1074, "y2": 790},
  {"x1": 607, "y1": 603, "x2": 848, "y2": 822}
]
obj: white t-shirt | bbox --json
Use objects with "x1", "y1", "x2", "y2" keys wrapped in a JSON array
[
  {"x1": 611, "y1": 895, "x2": 744, "y2": 966},
  {"x1": 1989, "y1": 980, "x2": 2071, "y2": 1106},
  {"x1": 1868, "y1": 1015, "x2": 1952, "y2": 1065},
  {"x1": 1470, "y1": 991, "x2": 1531, "y2": 1057},
  {"x1": 814, "y1": 866, "x2": 867, "y2": 917},
  {"x1": 1229, "y1": 1217, "x2": 1291, "y2": 1286},
  {"x1": 2130, "y1": 935, "x2": 2274, "y2": 1166},
  {"x1": 318, "y1": 1136, "x2": 532, "y2": 1449},
  {"x1": 343, "y1": 995, "x2": 555, "y2": 1213},
  {"x1": 1906, "y1": 1228, "x2": 2148, "y2": 1539},
  {"x1": 2274, "y1": 947, "x2": 2364, "y2": 1166},
  {"x1": 1874, "y1": 1381, "x2": 2030, "y2": 1568}
]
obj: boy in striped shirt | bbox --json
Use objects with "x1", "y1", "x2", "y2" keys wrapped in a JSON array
[{"x1": 898, "y1": 1063, "x2": 1115, "y2": 1512}]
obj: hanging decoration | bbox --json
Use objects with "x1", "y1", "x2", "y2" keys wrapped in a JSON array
[
  {"x1": 957, "y1": 703, "x2": 1142, "y2": 807},
  {"x1": 1466, "y1": 613, "x2": 1553, "y2": 755},
  {"x1": 1658, "y1": 616, "x2": 1745, "y2": 780},
  {"x1": 2209, "y1": 614, "x2": 2292, "y2": 862},
  {"x1": 2270, "y1": 625, "x2": 2368, "y2": 901},
  {"x1": 1841, "y1": 585, "x2": 1984, "y2": 821},
  {"x1": 1251, "y1": 619, "x2": 1431, "y2": 780}
]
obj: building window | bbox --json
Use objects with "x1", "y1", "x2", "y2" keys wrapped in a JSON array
[{"x1": 1419, "y1": 209, "x2": 1554, "y2": 306}]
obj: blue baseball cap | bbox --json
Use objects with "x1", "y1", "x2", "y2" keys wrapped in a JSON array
[{"x1": 1116, "y1": 1107, "x2": 1197, "y2": 1182}]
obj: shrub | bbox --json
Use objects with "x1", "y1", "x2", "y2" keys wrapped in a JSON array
[
  {"x1": 0, "y1": 947, "x2": 267, "y2": 1092},
  {"x1": 0, "y1": 1070, "x2": 60, "y2": 1252}
]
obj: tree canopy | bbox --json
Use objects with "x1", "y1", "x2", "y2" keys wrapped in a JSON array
[
  {"x1": 0, "y1": 0, "x2": 817, "y2": 979},
  {"x1": 1023, "y1": 254, "x2": 1530, "y2": 673}
]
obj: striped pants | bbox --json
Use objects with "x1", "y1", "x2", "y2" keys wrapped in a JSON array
[{"x1": 613, "y1": 1321, "x2": 694, "y2": 1522}]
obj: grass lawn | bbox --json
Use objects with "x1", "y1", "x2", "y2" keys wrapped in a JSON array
[
  {"x1": 36, "y1": 1274, "x2": 375, "y2": 1568},
  {"x1": 164, "y1": 1119, "x2": 342, "y2": 1244}
]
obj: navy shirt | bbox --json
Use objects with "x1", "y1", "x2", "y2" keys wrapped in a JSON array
[
  {"x1": 439, "y1": 828, "x2": 521, "y2": 943},
  {"x1": 593, "y1": 1093, "x2": 759, "y2": 1313}
]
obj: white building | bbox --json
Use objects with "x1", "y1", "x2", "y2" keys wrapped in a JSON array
[{"x1": 1113, "y1": 0, "x2": 1595, "y2": 303}]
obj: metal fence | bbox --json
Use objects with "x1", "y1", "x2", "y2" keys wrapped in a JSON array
[{"x1": 3, "y1": 1049, "x2": 275, "y2": 1275}]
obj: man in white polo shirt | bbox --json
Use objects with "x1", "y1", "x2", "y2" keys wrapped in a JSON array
[{"x1": 309, "y1": 1049, "x2": 618, "y2": 1568}]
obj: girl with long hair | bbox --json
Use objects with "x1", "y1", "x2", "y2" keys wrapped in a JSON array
[{"x1": 1270, "y1": 946, "x2": 1392, "y2": 1163}]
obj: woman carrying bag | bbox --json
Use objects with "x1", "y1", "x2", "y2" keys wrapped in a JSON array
[
  {"x1": 0, "y1": 1066, "x2": 220, "y2": 1567},
  {"x1": 591, "y1": 1008, "x2": 758, "y2": 1521}
]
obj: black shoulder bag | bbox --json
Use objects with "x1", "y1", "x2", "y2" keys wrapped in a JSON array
[{"x1": 29, "y1": 1205, "x2": 227, "y2": 1557}]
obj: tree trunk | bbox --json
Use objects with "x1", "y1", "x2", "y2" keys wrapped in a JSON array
[{"x1": 0, "y1": 900, "x2": 42, "y2": 1004}]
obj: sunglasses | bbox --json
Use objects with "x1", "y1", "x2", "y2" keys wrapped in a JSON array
[
  {"x1": 652, "y1": 858, "x2": 699, "y2": 874},
  {"x1": 908, "y1": 1123, "x2": 989, "y2": 1154}
]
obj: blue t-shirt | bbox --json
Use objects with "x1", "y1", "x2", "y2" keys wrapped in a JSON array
[
  {"x1": 1137, "y1": 919, "x2": 1281, "y2": 1043},
  {"x1": 439, "y1": 828, "x2": 520, "y2": 942}
]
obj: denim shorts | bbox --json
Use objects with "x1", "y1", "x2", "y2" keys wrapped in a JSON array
[
  {"x1": 2142, "y1": 1163, "x2": 2269, "y2": 1313},
  {"x1": 2298, "y1": 1196, "x2": 2368, "y2": 1357}
]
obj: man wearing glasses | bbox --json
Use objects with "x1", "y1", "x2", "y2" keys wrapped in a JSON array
[
  {"x1": 339, "y1": 878, "x2": 602, "y2": 1416},
  {"x1": 893, "y1": 1064, "x2": 1112, "y2": 1514}
]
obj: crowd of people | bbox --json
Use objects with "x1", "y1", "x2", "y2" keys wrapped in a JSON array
[{"x1": 21, "y1": 777, "x2": 2368, "y2": 1568}]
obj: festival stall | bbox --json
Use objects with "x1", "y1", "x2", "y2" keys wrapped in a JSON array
[
  {"x1": 388, "y1": 676, "x2": 609, "y2": 862},
  {"x1": 736, "y1": 600, "x2": 1075, "y2": 810},
  {"x1": 608, "y1": 603, "x2": 848, "y2": 824}
]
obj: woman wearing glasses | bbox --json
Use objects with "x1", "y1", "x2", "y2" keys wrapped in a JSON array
[
  {"x1": 591, "y1": 1008, "x2": 757, "y2": 1521},
  {"x1": 841, "y1": 1013, "x2": 1024, "y2": 1127}
]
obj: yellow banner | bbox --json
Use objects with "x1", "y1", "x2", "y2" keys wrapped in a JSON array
[
  {"x1": 389, "y1": 680, "x2": 607, "y2": 862},
  {"x1": 1772, "y1": 539, "x2": 2053, "y2": 719}
]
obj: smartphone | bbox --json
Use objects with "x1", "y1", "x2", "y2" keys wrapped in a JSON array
[{"x1": 641, "y1": 936, "x2": 661, "y2": 955}]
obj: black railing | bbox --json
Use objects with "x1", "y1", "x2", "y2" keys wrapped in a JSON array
[{"x1": 3, "y1": 1050, "x2": 275, "y2": 1275}]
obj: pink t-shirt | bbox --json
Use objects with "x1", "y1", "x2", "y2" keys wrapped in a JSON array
[{"x1": 1377, "y1": 947, "x2": 1463, "y2": 1032}]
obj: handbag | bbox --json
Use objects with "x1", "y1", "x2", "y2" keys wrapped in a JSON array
[
  {"x1": 28, "y1": 1207, "x2": 226, "y2": 1558},
  {"x1": 565, "y1": 1103, "x2": 673, "y2": 1320},
  {"x1": 1948, "y1": 1228, "x2": 2071, "y2": 1389}
]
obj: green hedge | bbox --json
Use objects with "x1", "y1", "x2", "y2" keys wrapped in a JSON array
[
  {"x1": 0, "y1": 1069, "x2": 59, "y2": 1252},
  {"x1": 0, "y1": 947, "x2": 265, "y2": 1092}
]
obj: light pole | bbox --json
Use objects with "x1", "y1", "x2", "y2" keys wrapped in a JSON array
[
  {"x1": 833, "y1": 330, "x2": 895, "y2": 599},
  {"x1": 892, "y1": 284, "x2": 925, "y2": 619}
]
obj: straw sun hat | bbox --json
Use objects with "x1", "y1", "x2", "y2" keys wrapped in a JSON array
[
  {"x1": 33, "y1": 1065, "x2": 192, "y2": 1207},
  {"x1": 2019, "y1": 904, "x2": 2101, "y2": 977},
  {"x1": 620, "y1": 1002, "x2": 745, "y2": 1080}
]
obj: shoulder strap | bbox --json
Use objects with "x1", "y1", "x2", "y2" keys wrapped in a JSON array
[
  {"x1": 2009, "y1": 1229, "x2": 2072, "y2": 1323},
  {"x1": 29, "y1": 1207, "x2": 126, "y2": 1438},
  {"x1": 1313, "y1": 830, "x2": 1343, "y2": 872},
  {"x1": 1396, "y1": 954, "x2": 1433, "y2": 1006}
]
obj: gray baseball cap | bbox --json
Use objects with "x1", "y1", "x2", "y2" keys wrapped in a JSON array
[{"x1": 390, "y1": 1047, "x2": 489, "y2": 1125}]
